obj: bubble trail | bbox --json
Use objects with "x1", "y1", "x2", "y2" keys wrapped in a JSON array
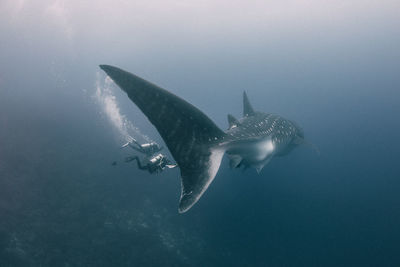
[{"x1": 94, "y1": 72, "x2": 153, "y2": 143}]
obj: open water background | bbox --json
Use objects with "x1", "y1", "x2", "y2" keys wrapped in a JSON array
[{"x1": 1, "y1": 1, "x2": 399, "y2": 266}]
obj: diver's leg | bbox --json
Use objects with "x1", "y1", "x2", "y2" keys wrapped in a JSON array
[
  {"x1": 125, "y1": 156, "x2": 148, "y2": 170},
  {"x1": 125, "y1": 156, "x2": 139, "y2": 163},
  {"x1": 129, "y1": 145, "x2": 144, "y2": 154},
  {"x1": 133, "y1": 157, "x2": 148, "y2": 170},
  {"x1": 125, "y1": 156, "x2": 156, "y2": 174},
  {"x1": 128, "y1": 140, "x2": 145, "y2": 153}
]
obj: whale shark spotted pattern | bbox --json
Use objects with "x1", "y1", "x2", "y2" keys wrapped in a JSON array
[{"x1": 100, "y1": 65, "x2": 305, "y2": 213}]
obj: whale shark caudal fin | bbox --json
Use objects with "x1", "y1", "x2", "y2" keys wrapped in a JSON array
[
  {"x1": 243, "y1": 91, "x2": 255, "y2": 117},
  {"x1": 99, "y1": 65, "x2": 227, "y2": 213}
]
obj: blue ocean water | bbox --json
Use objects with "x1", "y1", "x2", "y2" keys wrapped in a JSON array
[{"x1": 1, "y1": 1, "x2": 400, "y2": 266}]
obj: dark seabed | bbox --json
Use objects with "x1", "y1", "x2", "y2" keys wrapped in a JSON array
[{"x1": 1, "y1": 1, "x2": 400, "y2": 266}]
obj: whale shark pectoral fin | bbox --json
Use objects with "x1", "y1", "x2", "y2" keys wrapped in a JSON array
[
  {"x1": 178, "y1": 148, "x2": 225, "y2": 213},
  {"x1": 304, "y1": 140, "x2": 320, "y2": 155},
  {"x1": 99, "y1": 65, "x2": 226, "y2": 213},
  {"x1": 243, "y1": 91, "x2": 255, "y2": 117},
  {"x1": 228, "y1": 155, "x2": 242, "y2": 169},
  {"x1": 255, "y1": 156, "x2": 272, "y2": 174},
  {"x1": 293, "y1": 135, "x2": 320, "y2": 155},
  {"x1": 255, "y1": 165, "x2": 263, "y2": 174}
]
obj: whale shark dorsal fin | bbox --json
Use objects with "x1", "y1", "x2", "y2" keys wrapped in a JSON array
[
  {"x1": 227, "y1": 114, "x2": 239, "y2": 129},
  {"x1": 100, "y1": 65, "x2": 226, "y2": 213},
  {"x1": 243, "y1": 91, "x2": 255, "y2": 117}
]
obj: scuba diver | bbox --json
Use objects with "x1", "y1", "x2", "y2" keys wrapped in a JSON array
[
  {"x1": 119, "y1": 137, "x2": 178, "y2": 174},
  {"x1": 121, "y1": 138, "x2": 162, "y2": 156},
  {"x1": 125, "y1": 153, "x2": 178, "y2": 174}
]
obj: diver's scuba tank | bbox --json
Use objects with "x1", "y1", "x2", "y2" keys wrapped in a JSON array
[{"x1": 141, "y1": 142, "x2": 162, "y2": 155}]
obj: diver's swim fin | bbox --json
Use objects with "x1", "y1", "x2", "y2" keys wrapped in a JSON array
[{"x1": 121, "y1": 142, "x2": 130, "y2": 148}]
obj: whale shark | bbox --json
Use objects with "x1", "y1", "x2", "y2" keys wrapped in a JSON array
[{"x1": 100, "y1": 65, "x2": 306, "y2": 213}]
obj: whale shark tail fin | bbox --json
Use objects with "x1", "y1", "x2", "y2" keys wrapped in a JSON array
[
  {"x1": 100, "y1": 65, "x2": 226, "y2": 213},
  {"x1": 243, "y1": 91, "x2": 255, "y2": 117}
]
